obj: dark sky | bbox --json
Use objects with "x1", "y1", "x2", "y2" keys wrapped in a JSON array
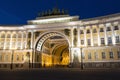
[{"x1": 0, "y1": 0, "x2": 120, "y2": 25}]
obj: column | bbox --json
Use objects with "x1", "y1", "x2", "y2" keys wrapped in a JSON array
[
  {"x1": 98, "y1": 25, "x2": 101, "y2": 46},
  {"x1": 79, "y1": 28, "x2": 82, "y2": 47},
  {"x1": 10, "y1": 32, "x2": 12, "y2": 49},
  {"x1": 15, "y1": 33, "x2": 18, "y2": 49},
  {"x1": 4, "y1": 32, "x2": 7, "y2": 49},
  {"x1": 77, "y1": 27, "x2": 80, "y2": 47},
  {"x1": 84, "y1": 27, "x2": 87, "y2": 47},
  {"x1": 25, "y1": 32, "x2": 28, "y2": 49},
  {"x1": 21, "y1": 32, "x2": 24, "y2": 49},
  {"x1": 71, "y1": 28, "x2": 74, "y2": 47},
  {"x1": 31, "y1": 31, "x2": 34, "y2": 49},
  {"x1": 69, "y1": 47, "x2": 73, "y2": 64},
  {"x1": 111, "y1": 24, "x2": 115, "y2": 45},
  {"x1": 90, "y1": 26, "x2": 93, "y2": 46},
  {"x1": 0, "y1": 32, "x2": 1, "y2": 48},
  {"x1": 104, "y1": 24, "x2": 108, "y2": 45}
]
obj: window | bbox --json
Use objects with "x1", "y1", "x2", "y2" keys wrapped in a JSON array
[
  {"x1": 87, "y1": 29, "x2": 90, "y2": 33},
  {"x1": 5, "y1": 55, "x2": 8, "y2": 61},
  {"x1": 114, "y1": 26, "x2": 119, "y2": 30},
  {"x1": 87, "y1": 39, "x2": 91, "y2": 45},
  {"x1": 100, "y1": 28, "x2": 104, "y2": 32},
  {"x1": 80, "y1": 30, "x2": 84, "y2": 34},
  {"x1": 109, "y1": 52, "x2": 114, "y2": 59},
  {"x1": 108, "y1": 37, "x2": 112, "y2": 44},
  {"x1": 101, "y1": 38, "x2": 105, "y2": 44},
  {"x1": 88, "y1": 53, "x2": 91, "y2": 59},
  {"x1": 93, "y1": 29, "x2": 97, "y2": 33},
  {"x1": 117, "y1": 51, "x2": 120, "y2": 58},
  {"x1": 16, "y1": 55, "x2": 19, "y2": 61},
  {"x1": 81, "y1": 40, "x2": 84, "y2": 45},
  {"x1": 94, "y1": 52, "x2": 98, "y2": 60},
  {"x1": 116, "y1": 36, "x2": 120, "y2": 43},
  {"x1": 107, "y1": 27, "x2": 111, "y2": 31},
  {"x1": 102, "y1": 52, "x2": 106, "y2": 59},
  {"x1": 7, "y1": 34, "x2": 11, "y2": 38},
  {"x1": 82, "y1": 53, "x2": 85, "y2": 59},
  {"x1": 1, "y1": 34, "x2": 5, "y2": 38},
  {"x1": 12, "y1": 34, "x2": 16, "y2": 38},
  {"x1": 18, "y1": 34, "x2": 21, "y2": 38}
]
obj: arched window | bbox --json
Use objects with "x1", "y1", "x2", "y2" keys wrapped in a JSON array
[
  {"x1": 1, "y1": 34, "x2": 5, "y2": 38},
  {"x1": 18, "y1": 33, "x2": 22, "y2": 38},
  {"x1": 12, "y1": 34, "x2": 16, "y2": 38},
  {"x1": 7, "y1": 34, "x2": 11, "y2": 38}
]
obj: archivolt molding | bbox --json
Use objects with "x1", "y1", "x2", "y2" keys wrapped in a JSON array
[{"x1": 35, "y1": 31, "x2": 70, "y2": 52}]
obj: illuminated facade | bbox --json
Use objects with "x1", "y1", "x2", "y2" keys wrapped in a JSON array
[{"x1": 0, "y1": 9, "x2": 120, "y2": 69}]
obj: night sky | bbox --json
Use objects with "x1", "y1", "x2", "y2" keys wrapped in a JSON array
[{"x1": 0, "y1": 0, "x2": 120, "y2": 25}]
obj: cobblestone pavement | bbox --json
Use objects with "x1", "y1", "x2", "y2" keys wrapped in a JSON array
[{"x1": 0, "y1": 68, "x2": 120, "y2": 80}]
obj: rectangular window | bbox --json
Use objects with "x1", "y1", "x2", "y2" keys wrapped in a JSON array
[
  {"x1": 102, "y1": 52, "x2": 106, "y2": 59},
  {"x1": 109, "y1": 52, "x2": 114, "y2": 59},
  {"x1": 81, "y1": 40, "x2": 84, "y2": 45},
  {"x1": 116, "y1": 36, "x2": 120, "y2": 43},
  {"x1": 93, "y1": 29, "x2": 97, "y2": 33},
  {"x1": 107, "y1": 27, "x2": 111, "y2": 31},
  {"x1": 88, "y1": 53, "x2": 91, "y2": 59},
  {"x1": 82, "y1": 53, "x2": 85, "y2": 59},
  {"x1": 87, "y1": 39, "x2": 91, "y2": 45},
  {"x1": 117, "y1": 51, "x2": 120, "y2": 58},
  {"x1": 114, "y1": 26, "x2": 119, "y2": 30},
  {"x1": 94, "y1": 52, "x2": 98, "y2": 60},
  {"x1": 5, "y1": 55, "x2": 8, "y2": 61},
  {"x1": 80, "y1": 30, "x2": 84, "y2": 34},
  {"x1": 16, "y1": 55, "x2": 19, "y2": 61},
  {"x1": 100, "y1": 28, "x2": 104, "y2": 32},
  {"x1": 108, "y1": 37, "x2": 112, "y2": 44},
  {"x1": 101, "y1": 38, "x2": 105, "y2": 44}
]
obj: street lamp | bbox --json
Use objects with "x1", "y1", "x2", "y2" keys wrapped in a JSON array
[{"x1": 81, "y1": 48, "x2": 83, "y2": 70}]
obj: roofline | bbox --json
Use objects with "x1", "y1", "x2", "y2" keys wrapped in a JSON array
[{"x1": 81, "y1": 13, "x2": 120, "y2": 21}]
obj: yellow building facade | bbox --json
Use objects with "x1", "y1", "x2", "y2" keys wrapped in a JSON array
[{"x1": 0, "y1": 9, "x2": 120, "y2": 69}]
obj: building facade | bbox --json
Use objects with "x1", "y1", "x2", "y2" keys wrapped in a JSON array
[{"x1": 0, "y1": 9, "x2": 120, "y2": 69}]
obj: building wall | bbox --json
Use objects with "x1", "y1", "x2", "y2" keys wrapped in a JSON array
[{"x1": 0, "y1": 14, "x2": 120, "y2": 69}]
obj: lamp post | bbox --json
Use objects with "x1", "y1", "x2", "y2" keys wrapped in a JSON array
[{"x1": 81, "y1": 48, "x2": 83, "y2": 70}]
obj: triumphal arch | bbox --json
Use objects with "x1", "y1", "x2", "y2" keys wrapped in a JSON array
[{"x1": 0, "y1": 8, "x2": 120, "y2": 69}]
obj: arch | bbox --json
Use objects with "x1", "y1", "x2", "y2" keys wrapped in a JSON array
[{"x1": 34, "y1": 31, "x2": 70, "y2": 52}]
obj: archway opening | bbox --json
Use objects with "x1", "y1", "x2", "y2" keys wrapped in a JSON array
[{"x1": 36, "y1": 32, "x2": 70, "y2": 68}]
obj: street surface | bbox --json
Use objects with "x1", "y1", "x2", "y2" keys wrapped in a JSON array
[{"x1": 0, "y1": 68, "x2": 120, "y2": 80}]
